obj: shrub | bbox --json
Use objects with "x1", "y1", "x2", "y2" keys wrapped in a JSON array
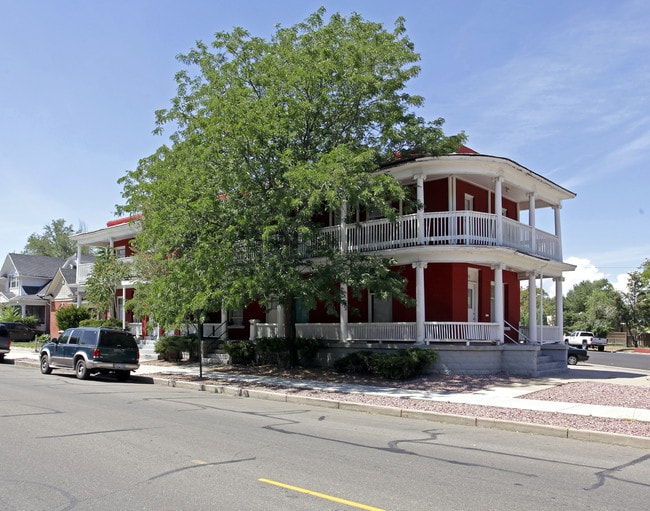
[
  {"x1": 333, "y1": 350, "x2": 375, "y2": 374},
  {"x1": 55, "y1": 305, "x2": 91, "y2": 331},
  {"x1": 251, "y1": 337, "x2": 327, "y2": 367},
  {"x1": 296, "y1": 337, "x2": 327, "y2": 367},
  {"x1": 334, "y1": 348, "x2": 438, "y2": 380},
  {"x1": 155, "y1": 336, "x2": 198, "y2": 361},
  {"x1": 223, "y1": 340, "x2": 257, "y2": 365}
]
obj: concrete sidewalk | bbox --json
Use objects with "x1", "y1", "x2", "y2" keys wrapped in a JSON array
[{"x1": 6, "y1": 346, "x2": 649, "y2": 447}]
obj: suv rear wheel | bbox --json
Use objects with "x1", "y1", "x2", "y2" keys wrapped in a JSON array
[
  {"x1": 75, "y1": 359, "x2": 89, "y2": 380},
  {"x1": 40, "y1": 354, "x2": 52, "y2": 374}
]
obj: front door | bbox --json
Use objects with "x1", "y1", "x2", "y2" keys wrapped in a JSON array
[{"x1": 468, "y1": 268, "x2": 478, "y2": 322}]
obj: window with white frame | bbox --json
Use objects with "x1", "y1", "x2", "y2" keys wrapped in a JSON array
[
  {"x1": 115, "y1": 246, "x2": 126, "y2": 259},
  {"x1": 8, "y1": 275, "x2": 19, "y2": 290}
]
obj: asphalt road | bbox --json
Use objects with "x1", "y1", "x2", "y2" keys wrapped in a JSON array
[
  {"x1": 587, "y1": 351, "x2": 650, "y2": 371},
  {"x1": 1, "y1": 363, "x2": 649, "y2": 511}
]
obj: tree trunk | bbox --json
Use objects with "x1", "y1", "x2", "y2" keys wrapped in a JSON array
[{"x1": 284, "y1": 297, "x2": 299, "y2": 367}]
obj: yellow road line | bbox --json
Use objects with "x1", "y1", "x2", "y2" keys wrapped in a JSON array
[{"x1": 259, "y1": 478, "x2": 387, "y2": 511}]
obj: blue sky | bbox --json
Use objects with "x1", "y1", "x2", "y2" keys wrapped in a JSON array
[{"x1": 1, "y1": 0, "x2": 648, "y2": 293}]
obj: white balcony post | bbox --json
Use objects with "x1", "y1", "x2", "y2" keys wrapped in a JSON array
[
  {"x1": 412, "y1": 262, "x2": 427, "y2": 344},
  {"x1": 415, "y1": 174, "x2": 425, "y2": 245},
  {"x1": 554, "y1": 204, "x2": 563, "y2": 259},
  {"x1": 528, "y1": 273, "x2": 538, "y2": 343},
  {"x1": 494, "y1": 176, "x2": 503, "y2": 245},
  {"x1": 494, "y1": 264, "x2": 504, "y2": 343},
  {"x1": 528, "y1": 192, "x2": 536, "y2": 253}
]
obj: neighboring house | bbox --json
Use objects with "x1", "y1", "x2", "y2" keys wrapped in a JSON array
[
  {"x1": 40, "y1": 254, "x2": 94, "y2": 336},
  {"x1": 70, "y1": 147, "x2": 577, "y2": 375},
  {"x1": 0, "y1": 253, "x2": 66, "y2": 333}
]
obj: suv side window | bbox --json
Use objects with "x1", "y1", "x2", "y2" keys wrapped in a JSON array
[
  {"x1": 68, "y1": 330, "x2": 81, "y2": 345},
  {"x1": 79, "y1": 330, "x2": 97, "y2": 346},
  {"x1": 59, "y1": 330, "x2": 73, "y2": 344}
]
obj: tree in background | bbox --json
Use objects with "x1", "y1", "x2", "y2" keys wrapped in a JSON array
[
  {"x1": 620, "y1": 261, "x2": 649, "y2": 346},
  {"x1": 118, "y1": 9, "x2": 465, "y2": 365},
  {"x1": 519, "y1": 286, "x2": 556, "y2": 328},
  {"x1": 55, "y1": 305, "x2": 91, "y2": 332},
  {"x1": 85, "y1": 248, "x2": 130, "y2": 320},
  {"x1": 563, "y1": 279, "x2": 620, "y2": 334},
  {"x1": 23, "y1": 219, "x2": 82, "y2": 258}
]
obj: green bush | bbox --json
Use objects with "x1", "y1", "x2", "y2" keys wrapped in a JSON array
[
  {"x1": 251, "y1": 337, "x2": 327, "y2": 367},
  {"x1": 155, "y1": 336, "x2": 198, "y2": 361},
  {"x1": 333, "y1": 350, "x2": 375, "y2": 374},
  {"x1": 223, "y1": 340, "x2": 257, "y2": 365},
  {"x1": 55, "y1": 305, "x2": 91, "y2": 331},
  {"x1": 334, "y1": 348, "x2": 438, "y2": 380}
]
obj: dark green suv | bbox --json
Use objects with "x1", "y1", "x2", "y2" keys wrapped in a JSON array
[{"x1": 40, "y1": 327, "x2": 139, "y2": 381}]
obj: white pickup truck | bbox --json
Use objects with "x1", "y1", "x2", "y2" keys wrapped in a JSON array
[{"x1": 564, "y1": 331, "x2": 608, "y2": 351}]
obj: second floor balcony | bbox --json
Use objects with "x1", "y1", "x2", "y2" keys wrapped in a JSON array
[{"x1": 321, "y1": 211, "x2": 561, "y2": 261}]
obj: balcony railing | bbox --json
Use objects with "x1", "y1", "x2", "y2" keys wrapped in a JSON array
[
  {"x1": 321, "y1": 211, "x2": 561, "y2": 261},
  {"x1": 76, "y1": 257, "x2": 135, "y2": 285}
]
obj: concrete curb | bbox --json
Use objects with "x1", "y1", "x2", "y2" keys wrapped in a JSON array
[{"x1": 149, "y1": 376, "x2": 650, "y2": 449}]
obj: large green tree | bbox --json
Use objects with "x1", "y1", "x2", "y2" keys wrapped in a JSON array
[
  {"x1": 23, "y1": 218, "x2": 79, "y2": 258},
  {"x1": 620, "y1": 260, "x2": 650, "y2": 346},
  {"x1": 85, "y1": 248, "x2": 130, "y2": 320},
  {"x1": 118, "y1": 9, "x2": 465, "y2": 363},
  {"x1": 563, "y1": 278, "x2": 622, "y2": 337}
]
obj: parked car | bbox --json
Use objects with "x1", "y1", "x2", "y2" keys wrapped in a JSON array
[
  {"x1": 0, "y1": 322, "x2": 40, "y2": 341},
  {"x1": 0, "y1": 324, "x2": 10, "y2": 361},
  {"x1": 567, "y1": 346, "x2": 589, "y2": 366},
  {"x1": 40, "y1": 327, "x2": 139, "y2": 380}
]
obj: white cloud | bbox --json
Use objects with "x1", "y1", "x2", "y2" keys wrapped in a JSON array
[
  {"x1": 612, "y1": 273, "x2": 630, "y2": 293},
  {"x1": 563, "y1": 257, "x2": 605, "y2": 293}
]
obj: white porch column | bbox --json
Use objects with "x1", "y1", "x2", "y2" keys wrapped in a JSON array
[
  {"x1": 121, "y1": 285, "x2": 127, "y2": 329},
  {"x1": 494, "y1": 264, "x2": 504, "y2": 344},
  {"x1": 494, "y1": 176, "x2": 503, "y2": 245},
  {"x1": 339, "y1": 201, "x2": 349, "y2": 342},
  {"x1": 412, "y1": 262, "x2": 427, "y2": 344},
  {"x1": 276, "y1": 304, "x2": 286, "y2": 337},
  {"x1": 554, "y1": 204, "x2": 563, "y2": 259},
  {"x1": 555, "y1": 277, "x2": 564, "y2": 340},
  {"x1": 528, "y1": 192, "x2": 536, "y2": 253},
  {"x1": 220, "y1": 308, "x2": 228, "y2": 340},
  {"x1": 76, "y1": 243, "x2": 82, "y2": 306},
  {"x1": 528, "y1": 273, "x2": 538, "y2": 343},
  {"x1": 415, "y1": 174, "x2": 425, "y2": 244}
]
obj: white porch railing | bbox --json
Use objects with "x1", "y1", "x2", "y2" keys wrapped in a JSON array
[
  {"x1": 519, "y1": 325, "x2": 563, "y2": 344},
  {"x1": 424, "y1": 321, "x2": 499, "y2": 342},
  {"x1": 251, "y1": 321, "x2": 500, "y2": 343},
  {"x1": 320, "y1": 211, "x2": 561, "y2": 261}
]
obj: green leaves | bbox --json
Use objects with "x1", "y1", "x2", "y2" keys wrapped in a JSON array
[{"x1": 118, "y1": 9, "x2": 464, "y2": 334}]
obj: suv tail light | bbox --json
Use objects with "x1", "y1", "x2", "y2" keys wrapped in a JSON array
[{"x1": 92, "y1": 348, "x2": 101, "y2": 358}]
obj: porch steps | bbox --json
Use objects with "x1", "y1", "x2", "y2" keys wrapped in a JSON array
[
  {"x1": 138, "y1": 340, "x2": 159, "y2": 360},
  {"x1": 535, "y1": 352, "x2": 568, "y2": 377}
]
